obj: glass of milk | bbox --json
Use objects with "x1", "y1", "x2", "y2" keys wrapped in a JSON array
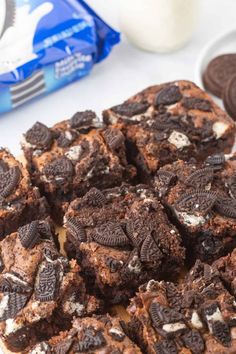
[{"x1": 119, "y1": 0, "x2": 199, "y2": 53}]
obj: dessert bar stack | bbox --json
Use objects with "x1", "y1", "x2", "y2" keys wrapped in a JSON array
[{"x1": 0, "y1": 81, "x2": 235, "y2": 353}]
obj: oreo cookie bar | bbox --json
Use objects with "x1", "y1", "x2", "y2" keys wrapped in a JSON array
[
  {"x1": 29, "y1": 315, "x2": 142, "y2": 353},
  {"x1": 0, "y1": 148, "x2": 48, "y2": 239},
  {"x1": 64, "y1": 184, "x2": 185, "y2": 304},
  {"x1": 213, "y1": 248, "x2": 236, "y2": 298},
  {"x1": 21, "y1": 111, "x2": 136, "y2": 224},
  {"x1": 103, "y1": 80, "x2": 235, "y2": 180},
  {"x1": 0, "y1": 219, "x2": 101, "y2": 352},
  {"x1": 153, "y1": 154, "x2": 236, "y2": 263},
  {"x1": 127, "y1": 261, "x2": 236, "y2": 353}
]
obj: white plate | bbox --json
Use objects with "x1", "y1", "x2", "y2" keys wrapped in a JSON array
[{"x1": 194, "y1": 27, "x2": 236, "y2": 107}]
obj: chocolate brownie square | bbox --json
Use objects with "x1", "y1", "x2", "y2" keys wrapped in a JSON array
[
  {"x1": 64, "y1": 184, "x2": 185, "y2": 304},
  {"x1": 127, "y1": 260, "x2": 236, "y2": 353},
  {"x1": 0, "y1": 148, "x2": 48, "y2": 240},
  {"x1": 103, "y1": 81, "x2": 235, "y2": 180},
  {"x1": 213, "y1": 248, "x2": 236, "y2": 298},
  {"x1": 153, "y1": 154, "x2": 236, "y2": 263},
  {"x1": 0, "y1": 219, "x2": 101, "y2": 352},
  {"x1": 21, "y1": 112, "x2": 136, "y2": 224},
  {"x1": 29, "y1": 315, "x2": 142, "y2": 353}
]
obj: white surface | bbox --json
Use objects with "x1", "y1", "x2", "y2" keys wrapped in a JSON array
[
  {"x1": 0, "y1": 0, "x2": 236, "y2": 157},
  {"x1": 195, "y1": 26, "x2": 236, "y2": 107}
]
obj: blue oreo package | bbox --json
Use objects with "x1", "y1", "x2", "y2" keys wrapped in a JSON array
[{"x1": 0, "y1": 0, "x2": 120, "y2": 113}]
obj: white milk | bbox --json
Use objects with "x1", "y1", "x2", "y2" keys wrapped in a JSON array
[{"x1": 119, "y1": 0, "x2": 199, "y2": 53}]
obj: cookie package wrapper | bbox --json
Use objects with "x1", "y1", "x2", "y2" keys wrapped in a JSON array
[{"x1": 0, "y1": 0, "x2": 120, "y2": 114}]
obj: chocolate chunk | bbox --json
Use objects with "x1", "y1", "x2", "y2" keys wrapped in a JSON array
[
  {"x1": 0, "y1": 292, "x2": 28, "y2": 321},
  {"x1": 103, "y1": 128, "x2": 124, "y2": 150},
  {"x1": 83, "y1": 188, "x2": 106, "y2": 207},
  {"x1": 182, "y1": 97, "x2": 212, "y2": 112},
  {"x1": 155, "y1": 85, "x2": 182, "y2": 106},
  {"x1": 18, "y1": 220, "x2": 40, "y2": 249},
  {"x1": 35, "y1": 262, "x2": 59, "y2": 302},
  {"x1": 182, "y1": 330, "x2": 205, "y2": 354},
  {"x1": 175, "y1": 190, "x2": 217, "y2": 214},
  {"x1": 154, "y1": 170, "x2": 177, "y2": 195},
  {"x1": 211, "y1": 320, "x2": 231, "y2": 347},
  {"x1": 223, "y1": 74, "x2": 236, "y2": 120},
  {"x1": 43, "y1": 157, "x2": 74, "y2": 180},
  {"x1": 70, "y1": 110, "x2": 96, "y2": 129},
  {"x1": 0, "y1": 160, "x2": 9, "y2": 173},
  {"x1": 214, "y1": 196, "x2": 236, "y2": 218},
  {"x1": 149, "y1": 301, "x2": 183, "y2": 328},
  {"x1": 73, "y1": 327, "x2": 106, "y2": 352},
  {"x1": 203, "y1": 54, "x2": 236, "y2": 98},
  {"x1": 185, "y1": 167, "x2": 214, "y2": 189},
  {"x1": 0, "y1": 166, "x2": 21, "y2": 198},
  {"x1": 205, "y1": 153, "x2": 225, "y2": 169},
  {"x1": 140, "y1": 235, "x2": 162, "y2": 263},
  {"x1": 93, "y1": 221, "x2": 130, "y2": 247},
  {"x1": 154, "y1": 340, "x2": 178, "y2": 354},
  {"x1": 25, "y1": 122, "x2": 52, "y2": 149},
  {"x1": 111, "y1": 102, "x2": 149, "y2": 117},
  {"x1": 66, "y1": 217, "x2": 86, "y2": 243}
]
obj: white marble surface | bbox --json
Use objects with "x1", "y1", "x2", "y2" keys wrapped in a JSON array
[{"x1": 1, "y1": 0, "x2": 236, "y2": 156}]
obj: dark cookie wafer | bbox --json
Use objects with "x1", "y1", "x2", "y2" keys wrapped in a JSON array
[
  {"x1": 203, "y1": 54, "x2": 236, "y2": 97},
  {"x1": 223, "y1": 73, "x2": 236, "y2": 120}
]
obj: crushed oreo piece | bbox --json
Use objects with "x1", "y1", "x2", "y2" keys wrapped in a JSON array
[
  {"x1": 105, "y1": 257, "x2": 123, "y2": 273},
  {"x1": 149, "y1": 301, "x2": 183, "y2": 328},
  {"x1": 35, "y1": 262, "x2": 59, "y2": 302},
  {"x1": 140, "y1": 235, "x2": 162, "y2": 263},
  {"x1": 154, "y1": 339, "x2": 178, "y2": 354},
  {"x1": 0, "y1": 276, "x2": 32, "y2": 295},
  {"x1": 155, "y1": 85, "x2": 182, "y2": 106},
  {"x1": 0, "y1": 166, "x2": 21, "y2": 198},
  {"x1": 205, "y1": 153, "x2": 225, "y2": 169},
  {"x1": 111, "y1": 102, "x2": 149, "y2": 117},
  {"x1": 25, "y1": 122, "x2": 52, "y2": 149},
  {"x1": 18, "y1": 221, "x2": 39, "y2": 249},
  {"x1": 0, "y1": 160, "x2": 9, "y2": 173},
  {"x1": 214, "y1": 196, "x2": 236, "y2": 218},
  {"x1": 182, "y1": 330, "x2": 205, "y2": 354},
  {"x1": 0, "y1": 292, "x2": 28, "y2": 321},
  {"x1": 70, "y1": 110, "x2": 97, "y2": 129},
  {"x1": 73, "y1": 327, "x2": 106, "y2": 352},
  {"x1": 183, "y1": 97, "x2": 212, "y2": 112},
  {"x1": 154, "y1": 170, "x2": 177, "y2": 195},
  {"x1": 103, "y1": 128, "x2": 124, "y2": 150},
  {"x1": 108, "y1": 328, "x2": 125, "y2": 342},
  {"x1": 228, "y1": 176, "x2": 236, "y2": 199},
  {"x1": 185, "y1": 167, "x2": 214, "y2": 189},
  {"x1": 66, "y1": 217, "x2": 86, "y2": 243},
  {"x1": 93, "y1": 221, "x2": 130, "y2": 247},
  {"x1": 175, "y1": 190, "x2": 218, "y2": 214},
  {"x1": 53, "y1": 339, "x2": 73, "y2": 354},
  {"x1": 83, "y1": 188, "x2": 106, "y2": 207},
  {"x1": 0, "y1": 255, "x2": 4, "y2": 273},
  {"x1": 43, "y1": 157, "x2": 74, "y2": 180},
  {"x1": 211, "y1": 320, "x2": 231, "y2": 347},
  {"x1": 57, "y1": 131, "x2": 76, "y2": 148}
]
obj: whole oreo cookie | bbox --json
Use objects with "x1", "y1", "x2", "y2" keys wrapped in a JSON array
[
  {"x1": 203, "y1": 54, "x2": 236, "y2": 98},
  {"x1": 223, "y1": 74, "x2": 236, "y2": 121}
]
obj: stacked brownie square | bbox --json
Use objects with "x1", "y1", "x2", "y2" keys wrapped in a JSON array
[{"x1": 0, "y1": 80, "x2": 235, "y2": 352}]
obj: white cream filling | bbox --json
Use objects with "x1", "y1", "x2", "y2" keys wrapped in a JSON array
[
  {"x1": 212, "y1": 121, "x2": 229, "y2": 139},
  {"x1": 128, "y1": 255, "x2": 142, "y2": 274},
  {"x1": 168, "y1": 130, "x2": 191, "y2": 149},
  {"x1": 5, "y1": 318, "x2": 23, "y2": 335},
  {"x1": 162, "y1": 322, "x2": 186, "y2": 333},
  {"x1": 191, "y1": 311, "x2": 203, "y2": 329},
  {"x1": 109, "y1": 327, "x2": 124, "y2": 338},
  {"x1": 0, "y1": 295, "x2": 9, "y2": 318},
  {"x1": 65, "y1": 145, "x2": 82, "y2": 161},
  {"x1": 63, "y1": 296, "x2": 85, "y2": 316},
  {"x1": 175, "y1": 210, "x2": 206, "y2": 227}
]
